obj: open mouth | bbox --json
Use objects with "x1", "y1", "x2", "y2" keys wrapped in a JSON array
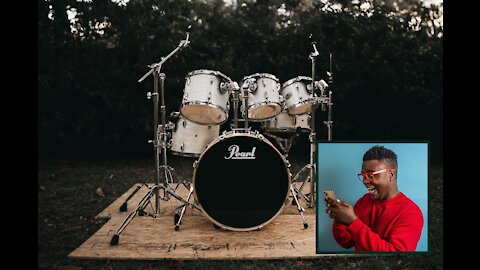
[{"x1": 366, "y1": 186, "x2": 376, "y2": 194}]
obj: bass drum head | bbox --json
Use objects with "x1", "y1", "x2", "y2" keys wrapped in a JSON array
[{"x1": 193, "y1": 131, "x2": 290, "y2": 231}]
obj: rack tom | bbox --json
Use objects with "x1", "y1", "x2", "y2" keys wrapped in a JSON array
[
  {"x1": 180, "y1": 70, "x2": 232, "y2": 125},
  {"x1": 281, "y1": 76, "x2": 314, "y2": 115},
  {"x1": 240, "y1": 73, "x2": 283, "y2": 121}
]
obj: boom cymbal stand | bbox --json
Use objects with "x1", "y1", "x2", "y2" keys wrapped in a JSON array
[
  {"x1": 290, "y1": 35, "x2": 334, "y2": 210},
  {"x1": 110, "y1": 26, "x2": 200, "y2": 246}
]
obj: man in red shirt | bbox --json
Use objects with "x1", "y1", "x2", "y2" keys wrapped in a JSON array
[{"x1": 324, "y1": 145, "x2": 424, "y2": 251}]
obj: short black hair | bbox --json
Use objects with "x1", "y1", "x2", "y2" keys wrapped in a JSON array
[{"x1": 363, "y1": 145, "x2": 398, "y2": 170}]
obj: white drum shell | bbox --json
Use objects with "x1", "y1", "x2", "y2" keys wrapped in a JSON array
[
  {"x1": 241, "y1": 73, "x2": 283, "y2": 121},
  {"x1": 170, "y1": 116, "x2": 220, "y2": 157},
  {"x1": 180, "y1": 70, "x2": 231, "y2": 125},
  {"x1": 295, "y1": 114, "x2": 311, "y2": 130},
  {"x1": 281, "y1": 76, "x2": 314, "y2": 115},
  {"x1": 263, "y1": 111, "x2": 311, "y2": 132}
]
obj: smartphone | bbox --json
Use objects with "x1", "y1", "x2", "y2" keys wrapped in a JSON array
[{"x1": 323, "y1": 190, "x2": 338, "y2": 202}]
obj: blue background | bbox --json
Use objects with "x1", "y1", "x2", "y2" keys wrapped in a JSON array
[{"x1": 316, "y1": 142, "x2": 428, "y2": 253}]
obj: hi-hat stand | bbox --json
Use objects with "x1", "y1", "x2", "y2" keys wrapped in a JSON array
[
  {"x1": 291, "y1": 34, "x2": 334, "y2": 209},
  {"x1": 110, "y1": 26, "x2": 200, "y2": 246}
]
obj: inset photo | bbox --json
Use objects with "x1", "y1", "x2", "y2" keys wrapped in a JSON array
[{"x1": 316, "y1": 142, "x2": 428, "y2": 253}]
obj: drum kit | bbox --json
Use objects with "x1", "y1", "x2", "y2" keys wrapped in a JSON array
[{"x1": 110, "y1": 28, "x2": 333, "y2": 245}]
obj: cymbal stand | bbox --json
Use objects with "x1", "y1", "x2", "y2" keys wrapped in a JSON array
[
  {"x1": 110, "y1": 27, "x2": 199, "y2": 245},
  {"x1": 291, "y1": 36, "x2": 334, "y2": 211},
  {"x1": 324, "y1": 53, "x2": 334, "y2": 141},
  {"x1": 290, "y1": 162, "x2": 318, "y2": 229},
  {"x1": 307, "y1": 35, "x2": 319, "y2": 208}
]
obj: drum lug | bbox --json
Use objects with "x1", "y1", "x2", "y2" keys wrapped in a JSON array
[
  {"x1": 220, "y1": 81, "x2": 228, "y2": 93},
  {"x1": 276, "y1": 83, "x2": 281, "y2": 91},
  {"x1": 180, "y1": 143, "x2": 184, "y2": 152},
  {"x1": 182, "y1": 120, "x2": 187, "y2": 128},
  {"x1": 306, "y1": 83, "x2": 313, "y2": 92},
  {"x1": 166, "y1": 121, "x2": 175, "y2": 130},
  {"x1": 264, "y1": 91, "x2": 268, "y2": 100},
  {"x1": 208, "y1": 92, "x2": 212, "y2": 101},
  {"x1": 186, "y1": 77, "x2": 191, "y2": 86},
  {"x1": 193, "y1": 160, "x2": 198, "y2": 168}
]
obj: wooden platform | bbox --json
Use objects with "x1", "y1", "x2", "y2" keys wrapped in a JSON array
[{"x1": 68, "y1": 182, "x2": 352, "y2": 260}]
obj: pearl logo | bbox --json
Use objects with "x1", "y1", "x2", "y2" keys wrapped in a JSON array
[{"x1": 224, "y1": 145, "x2": 256, "y2": 160}]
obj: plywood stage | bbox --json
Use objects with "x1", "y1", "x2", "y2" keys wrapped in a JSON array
[{"x1": 68, "y1": 182, "x2": 350, "y2": 260}]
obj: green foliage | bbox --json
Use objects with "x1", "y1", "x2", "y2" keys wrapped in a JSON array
[{"x1": 38, "y1": 0, "x2": 443, "y2": 160}]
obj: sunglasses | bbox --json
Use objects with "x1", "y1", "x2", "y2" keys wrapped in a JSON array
[{"x1": 357, "y1": 168, "x2": 394, "y2": 182}]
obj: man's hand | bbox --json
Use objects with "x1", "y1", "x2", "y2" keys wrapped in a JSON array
[{"x1": 324, "y1": 197, "x2": 357, "y2": 226}]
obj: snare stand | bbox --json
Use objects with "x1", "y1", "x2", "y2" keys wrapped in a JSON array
[{"x1": 110, "y1": 27, "x2": 200, "y2": 246}]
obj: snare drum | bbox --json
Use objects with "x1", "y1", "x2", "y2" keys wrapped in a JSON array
[
  {"x1": 180, "y1": 70, "x2": 232, "y2": 125},
  {"x1": 281, "y1": 76, "x2": 314, "y2": 115},
  {"x1": 169, "y1": 113, "x2": 220, "y2": 157},
  {"x1": 240, "y1": 73, "x2": 283, "y2": 121},
  {"x1": 193, "y1": 130, "x2": 291, "y2": 231},
  {"x1": 262, "y1": 110, "x2": 311, "y2": 132}
]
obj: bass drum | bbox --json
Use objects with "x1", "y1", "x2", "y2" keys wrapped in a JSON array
[{"x1": 193, "y1": 130, "x2": 291, "y2": 231}]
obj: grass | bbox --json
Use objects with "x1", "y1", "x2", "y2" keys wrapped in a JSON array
[{"x1": 38, "y1": 153, "x2": 442, "y2": 270}]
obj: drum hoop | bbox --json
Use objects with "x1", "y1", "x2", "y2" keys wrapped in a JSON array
[
  {"x1": 186, "y1": 69, "x2": 232, "y2": 82},
  {"x1": 171, "y1": 151, "x2": 200, "y2": 158},
  {"x1": 192, "y1": 130, "x2": 292, "y2": 231},
  {"x1": 244, "y1": 102, "x2": 283, "y2": 121},
  {"x1": 241, "y1": 73, "x2": 279, "y2": 83},
  {"x1": 180, "y1": 101, "x2": 229, "y2": 125},
  {"x1": 247, "y1": 101, "x2": 283, "y2": 109},
  {"x1": 264, "y1": 127, "x2": 297, "y2": 132},
  {"x1": 286, "y1": 100, "x2": 314, "y2": 115},
  {"x1": 282, "y1": 76, "x2": 313, "y2": 89}
]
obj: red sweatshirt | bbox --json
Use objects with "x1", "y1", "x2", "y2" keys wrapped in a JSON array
[{"x1": 332, "y1": 192, "x2": 423, "y2": 251}]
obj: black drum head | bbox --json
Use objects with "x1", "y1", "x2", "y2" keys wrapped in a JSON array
[{"x1": 194, "y1": 133, "x2": 290, "y2": 230}]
